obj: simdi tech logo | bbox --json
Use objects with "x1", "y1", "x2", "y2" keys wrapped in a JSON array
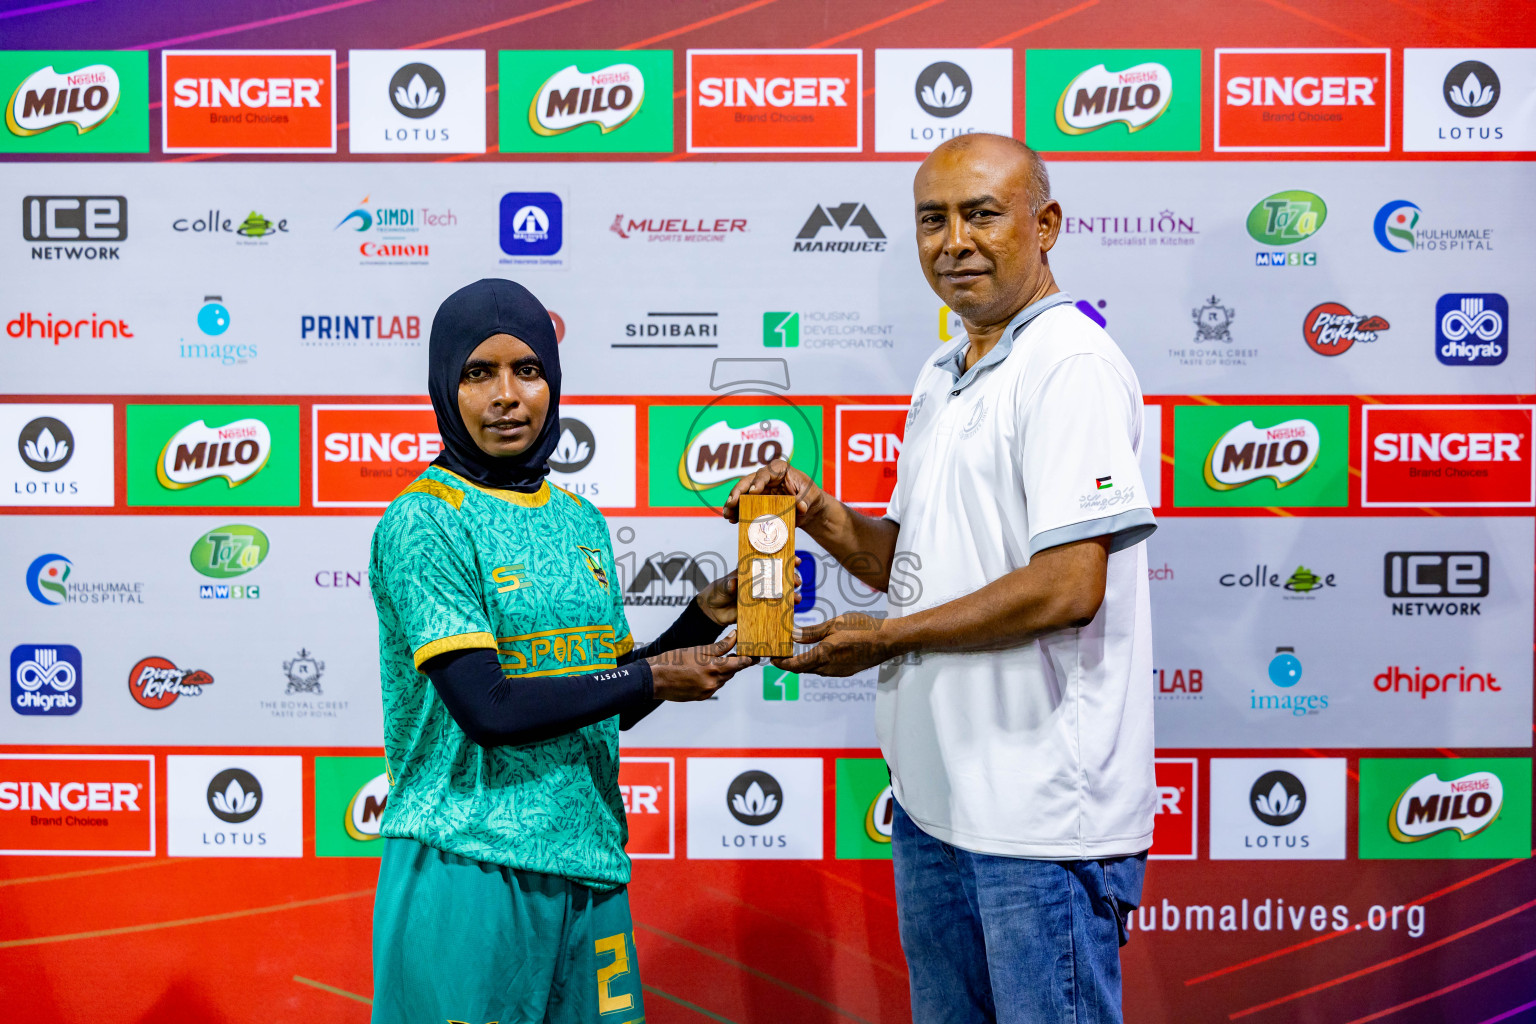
[
  {"x1": 125, "y1": 404, "x2": 300, "y2": 507},
  {"x1": 1362, "y1": 405, "x2": 1534, "y2": 508},
  {"x1": 1174, "y1": 404, "x2": 1349, "y2": 508},
  {"x1": 0, "y1": 754, "x2": 155, "y2": 856},
  {"x1": 1215, "y1": 48, "x2": 1390, "y2": 151},
  {"x1": 687, "y1": 49, "x2": 861, "y2": 153},
  {"x1": 500, "y1": 50, "x2": 673, "y2": 153},
  {"x1": 647, "y1": 403, "x2": 823, "y2": 508},
  {"x1": 1025, "y1": 48, "x2": 1201, "y2": 152},
  {"x1": 162, "y1": 50, "x2": 336, "y2": 153},
  {"x1": 0, "y1": 51, "x2": 148, "y2": 153},
  {"x1": 1358, "y1": 758, "x2": 1530, "y2": 860}
]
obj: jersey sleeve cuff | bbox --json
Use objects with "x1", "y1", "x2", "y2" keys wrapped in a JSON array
[
  {"x1": 412, "y1": 631, "x2": 497, "y2": 670},
  {"x1": 1028, "y1": 508, "x2": 1157, "y2": 558}
]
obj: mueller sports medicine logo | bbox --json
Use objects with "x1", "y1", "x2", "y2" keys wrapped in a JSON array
[
  {"x1": 1056, "y1": 61, "x2": 1172, "y2": 134},
  {"x1": 794, "y1": 203, "x2": 886, "y2": 253},
  {"x1": 7, "y1": 63, "x2": 119, "y2": 136},
  {"x1": 1204, "y1": 418, "x2": 1320, "y2": 490},
  {"x1": 0, "y1": 754, "x2": 154, "y2": 856},
  {"x1": 128, "y1": 656, "x2": 212, "y2": 709},
  {"x1": 1390, "y1": 771, "x2": 1503, "y2": 842},
  {"x1": 157, "y1": 418, "x2": 271, "y2": 489},
  {"x1": 688, "y1": 50, "x2": 861, "y2": 152},
  {"x1": 1435, "y1": 293, "x2": 1507, "y2": 366},
  {"x1": 162, "y1": 50, "x2": 336, "y2": 153},
  {"x1": 11, "y1": 644, "x2": 82, "y2": 716},
  {"x1": 610, "y1": 214, "x2": 747, "y2": 243},
  {"x1": 314, "y1": 405, "x2": 439, "y2": 507},
  {"x1": 1303, "y1": 303, "x2": 1388, "y2": 356},
  {"x1": 23, "y1": 195, "x2": 126, "y2": 260},
  {"x1": 1216, "y1": 49, "x2": 1389, "y2": 151},
  {"x1": 1363, "y1": 405, "x2": 1534, "y2": 507},
  {"x1": 530, "y1": 63, "x2": 644, "y2": 135}
]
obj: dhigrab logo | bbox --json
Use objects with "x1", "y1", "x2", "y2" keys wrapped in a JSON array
[{"x1": 1435, "y1": 293, "x2": 1507, "y2": 366}]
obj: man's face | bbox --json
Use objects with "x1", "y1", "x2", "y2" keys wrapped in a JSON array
[
  {"x1": 457, "y1": 333, "x2": 550, "y2": 458},
  {"x1": 913, "y1": 140, "x2": 1060, "y2": 325}
]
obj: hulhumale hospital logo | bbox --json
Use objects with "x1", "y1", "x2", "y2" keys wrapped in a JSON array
[{"x1": 1374, "y1": 200, "x2": 1494, "y2": 253}]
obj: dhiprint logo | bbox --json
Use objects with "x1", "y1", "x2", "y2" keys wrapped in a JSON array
[
  {"x1": 1443, "y1": 60, "x2": 1499, "y2": 117},
  {"x1": 127, "y1": 656, "x2": 212, "y2": 709},
  {"x1": 1302, "y1": 303, "x2": 1388, "y2": 356},
  {"x1": 18, "y1": 417, "x2": 73, "y2": 471},
  {"x1": 6, "y1": 310, "x2": 134, "y2": 345},
  {"x1": 1250, "y1": 770, "x2": 1306, "y2": 826},
  {"x1": 794, "y1": 203, "x2": 887, "y2": 253},
  {"x1": 548, "y1": 417, "x2": 595, "y2": 473},
  {"x1": 11, "y1": 644, "x2": 82, "y2": 716},
  {"x1": 206, "y1": 767, "x2": 261, "y2": 823},
  {"x1": 727, "y1": 770, "x2": 783, "y2": 825},
  {"x1": 1435, "y1": 293, "x2": 1507, "y2": 366},
  {"x1": 389, "y1": 62, "x2": 444, "y2": 118},
  {"x1": 915, "y1": 62, "x2": 971, "y2": 116},
  {"x1": 1055, "y1": 61, "x2": 1172, "y2": 134}
]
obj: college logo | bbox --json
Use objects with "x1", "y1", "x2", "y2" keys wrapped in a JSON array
[
  {"x1": 1210, "y1": 758, "x2": 1346, "y2": 860},
  {"x1": 156, "y1": 417, "x2": 270, "y2": 490},
  {"x1": 1435, "y1": 293, "x2": 1507, "y2": 366},
  {"x1": 1359, "y1": 758, "x2": 1530, "y2": 859},
  {"x1": 835, "y1": 758, "x2": 894, "y2": 860},
  {"x1": 1252, "y1": 645, "x2": 1330, "y2": 718},
  {"x1": 620, "y1": 757, "x2": 674, "y2": 858},
  {"x1": 314, "y1": 757, "x2": 389, "y2": 857},
  {"x1": 128, "y1": 656, "x2": 212, "y2": 709},
  {"x1": 206, "y1": 767, "x2": 261, "y2": 824},
  {"x1": 1150, "y1": 758, "x2": 1197, "y2": 859},
  {"x1": 500, "y1": 50, "x2": 671, "y2": 153},
  {"x1": 1303, "y1": 303, "x2": 1388, "y2": 356},
  {"x1": 11, "y1": 645, "x2": 82, "y2": 716},
  {"x1": 162, "y1": 50, "x2": 336, "y2": 153},
  {"x1": 793, "y1": 202, "x2": 887, "y2": 253},
  {"x1": 836, "y1": 405, "x2": 906, "y2": 510},
  {"x1": 1215, "y1": 48, "x2": 1390, "y2": 151},
  {"x1": 499, "y1": 191, "x2": 564, "y2": 262},
  {"x1": 1175, "y1": 405, "x2": 1348, "y2": 508},
  {"x1": 1362, "y1": 405, "x2": 1534, "y2": 507},
  {"x1": 1, "y1": 51, "x2": 148, "y2": 153},
  {"x1": 23, "y1": 195, "x2": 126, "y2": 260},
  {"x1": 169, "y1": 755, "x2": 302, "y2": 857},
  {"x1": 873, "y1": 49, "x2": 1011, "y2": 153},
  {"x1": 688, "y1": 49, "x2": 861, "y2": 153},
  {"x1": 1219, "y1": 564, "x2": 1336, "y2": 597},
  {"x1": 171, "y1": 208, "x2": 289, "y2": 242},
  {"x1": 0, "y1": 754, "x2": 154, "y2": 855},
  {"x1": 126, "y1": 404, "x2": 299, "y2": 507},
  {"x1": 1385, "y1": 551, "x2": 1487, "y2": 617},
  {"x1": 1026, "y1": 49, "x2": 1200, "y2": 152},
  {"x1": 190, "y1": 524, "x2": 270, "y2": 580},
  {"x1": 18, "y1": 416, "x2": 73, "y2": 472}
]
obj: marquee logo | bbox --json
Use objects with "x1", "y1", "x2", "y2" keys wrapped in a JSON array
[
  {"x1": 1204, "y1": 418, "x2": 1320, "y2": 490},
  {"x1": 530, "y1": 63, "x2": 644, "y2": 135},
  {"x1": 1435, "y1": 293, "x2": 1507, "y2": 366},
  {"x1": 162, "y1": 50, "x2": 336, "y2": 153},
  {"x1": 688, "y1": 49, "x2": 861, "y2": 153},
  {"x1": 1303, "y1": 303, "x2": 1388, "y2": 356},
  {"x1": 1362, "y1": 405, "x2": 1534, "y2": 507},
  {"x1": 7, "y1": 63, "x2": 119, "y2": 136},
  {"x1": 157, "y1": 418, "x2": 271, "y2": 490},
  {"x1": 1390, "y1": 771, "x2": 1502, "y2": 842},
  {"x1": 794, "y1": 202, "x2": 887, "y2": 253},
  {"x1": 1056, "y1": 61, "x2": 1171, "y2": 134},
  {"x1": 128, "y1": 656, "x2": 212, "y2": 709},
  {"x1": 0, "y1": 754, "x2": 154, "y2": 855},
  {"x1": 1175, "y1": 405, "x2": 1348, "y2": 508},
  {"x1": 1215, "y1": 48, "x2": 1390, "y2": 151}
]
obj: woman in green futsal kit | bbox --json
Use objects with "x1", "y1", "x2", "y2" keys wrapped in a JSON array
[{"x1": 368, "y1": 278, "x2": 756, "y2": 1024}]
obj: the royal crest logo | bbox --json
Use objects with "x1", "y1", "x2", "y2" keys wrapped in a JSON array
[
  {"x1": 530, "y1": 63, "x2": 644, "y2": 135},
  {"x1": 1055, "y1": 61, "x2": 1171, "y2": 134},
  {"x1": 7, "y1": 63, "x2": 120, "y2": 136},
  {"x1": 157, "y1": 418, "x2": 272, "y2": 490},
  {"x1": 680, "y1": 419, "x2": 794, "y2": 490},
  {"x1": 282, "y1": 649, "x2": 324, "y2": 695},
  {"x1": 1192, "y1": 295, "x2": 1236, "y2": 342},
  {"x1": 1389, "y1": 771, "x2": 1503, "y2": 842},
  {"x1": 1204, "y1": 419, "x2": 1321, "y2": 490}
]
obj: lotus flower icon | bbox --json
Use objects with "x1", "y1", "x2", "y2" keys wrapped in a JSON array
[
  {"x1": 206, "y1": 768, "x2": 263, "y2": 823},
  {"x1": 726, "y1": 770, "x2": 784, "y2": 825},
  {"x1": 915, "y1": 61, "x2": 973, "y2": 117},
  {"x1": 1254, "y1": 781, "x2": 1301, "y2": 819},
  {"x1": 921, "y1": 73, "x2": 967, "y2": 111},
  {"x1": 553, "y1": 429, "x2": 590, "y2": 466},
  {"x1": 1248, "y1": 770, "x2": 1306, "y2": 826},
  {"x1": 732, "y1": 781, "x2": 778, "y2": 818},
  {"x1": 23, "y1": 427, "x2": 68, "y2": 466},
  {"x1": 212, "y1": 778, "x2": 258, "y2": 816},
  {"x1": 1448, "y1": 72, "x2": 1494, "y2": 111},
  {"x1": 395, "y1": 74, "x2": 440, "y2": 112}
]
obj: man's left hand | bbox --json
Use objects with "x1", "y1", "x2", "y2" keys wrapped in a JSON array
[{"x1": 771, "y1": 612, "x2": 904, "y2": 677}]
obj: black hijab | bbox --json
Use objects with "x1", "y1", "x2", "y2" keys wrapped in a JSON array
[{"x1": 428, "y1": 278, "x2": 562, "y2": 492}]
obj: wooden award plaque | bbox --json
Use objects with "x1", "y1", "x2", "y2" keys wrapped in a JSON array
[{"x1": 737, "y1": 494, "x2": 797, "y2": 659}]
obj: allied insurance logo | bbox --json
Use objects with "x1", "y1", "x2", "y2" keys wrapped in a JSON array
[
  {"x1": 0, "y1": 51, "x2": 149, "y2": 153},
  {"x1": 162, "y1": 50, "x2": 337, "y2": 153},
  {"x1": 1362, "y1": 405, "x2": 1534, "y2": 508},
  {"x1": 500, "y1": 50, "x2": 673, "y2": 154},
  {"x1": 687, "y1": 49, "x2": 862, "y2": 153},
  {"x1": 0, "y1": 753, "x2": 155, "y2": 855},
  {"x1": 1025, "y1": 48, "x2": 1201, "y2": 152},
  {"x1": 1215, "y1": 48, "x2": 1390, "y2": 151}
]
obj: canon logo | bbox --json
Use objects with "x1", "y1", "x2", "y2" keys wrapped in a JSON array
[
  {"x1": 696, "y1": 76, "x2": 847, "y2": 108},
  {"x1": 1225, "y1": 76, "x2": 1375, "y2": 107},
  {"x1": 171, "y1": 77, "x2": 323, "y2": 109},
  {"x1": 1371, "y1": 432, "x2": 1521, "y2": 462},
  {"x1": 0, "y1": 780, "x2": 140, "y2": 812},
  {"x1": 323, "y1": 431, "x2": 441, "y2": 463}
]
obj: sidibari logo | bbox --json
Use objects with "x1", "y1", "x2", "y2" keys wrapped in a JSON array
[
  {"x1": 1204, "y1": 418, "x2": 1320, "y2": 490},
  {"x1": 680, "y1": 418, "x2": 794, "y2": 490},
  {"x1": 156, "y1": 418, "x2": 271, "y2": 489},
  {"x1": 128, "y1": 656, "x2": 212, "y2": 709},
  {"x1": 1303, "y1": 303, "x2": 1388, "y2": 356},
  {"x1": 7, "y1": 63, "x2": 119, "y2": 136},
  {"x1": 726, "y1": 770, "x2": 783, "y2": 826},
  {"x1": 1389, "y1": 771, "x2": 1502, "y2": 842},
  {"x1": 346, "y1": 772, "x2": 390, "y2": 840},
  {"x1": 530, "y1": 63, "x2": 644, "y2": 135},
  {"x1": 190, "y1": 524, "x2": 268, "y2": 578},
  {"x1": 1055, "y1": 61, "x2": 1171, "y2": 134},
  {"x1": 1247, "y1": 190, "x2": 1326, "y2": 245}
]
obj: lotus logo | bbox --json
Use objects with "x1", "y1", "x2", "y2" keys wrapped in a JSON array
[
  {"x1": 6, "y1": 63, "x2": 121, "y2": 137},
  {"x1": 1204, "y1": 418, "x2": 1320, "y2": 490},
  {"x1": 345, "y1": 772, "x2": 390, "y2": 841},
  {"x1": 1055, "y1": 62, "x2": 1171, "y2": 134},
  {"x1": 1390, "y1": 770, "x2": 1503, "y2": 842},
  {"x1": 1373, "y1": 200, "x2": 1421, "y2": 253},
  {"x1": 206, "y1": 767, "x2": 262, "y2": 823},
  {"x1": 1250, "y1": 770, "x2": 1306, "y2": 826},
  {"x1": 727, "y1": 770, "x2": 783, "y2": 826},
  {"x1": 915, "y1": 62, "x2": 971, "y2": 118},
  {"x1": 25, "y1": 553, "x2": 71, "y2": 605},
  {"x1": 530, "y1": 63, "x2": 643, "y2": 135},
  {"x1": 389, "y1": 63, "x2": 445, "y2": 119},
  {"x1": 1443, "y1": 60, "x2": 1499, "y2": 117},
  {"x1": 156, "y1": 417, "x2": 272, "y2": 490},
  {"x1": 1246, "y1": 190, "x2": 1326, "y2": 245},
  {"x1": 680, "y1": 418, "x2": 793, "y2": 490},
  {"x1": 18, "y1": 416, "x2": 73, "y2": 471},
  {"x1": 548, "y1": 417, "x2": 595, "y2": 474}
]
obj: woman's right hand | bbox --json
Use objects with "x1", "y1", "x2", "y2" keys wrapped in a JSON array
[{"x1": 647, "y1": 632, "x2": 757, "y2": 701}]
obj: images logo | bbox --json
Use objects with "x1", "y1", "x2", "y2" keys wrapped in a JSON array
[
  {"x1": 500, "y1": 50, "x2": 671, "y2": 153},
  {"x1": 688, "y1": 49, "x2": 861, "y2": 153},
  {"x1": 1359, "y1": 758, "x2": 1530, "y2": 859},
  {"x1": 156, "y1": 418, "x2": 271, "y2": 489},
  {"x1": 314, "y1": 756, "x2": 389, "y2": 857},
  {"x1": 11, "y1": 645, "x2": 82, "y2": 716},
  {"x1": 1435, "y1": 293, "x2": 1507, "y2": 366},
  {"x1": 835, "y1": 758, "x2": 894, "y2": 860},
  {"x1": 0, "y1": 52, "x2": 148, "y2": 153},
  {"x1": 499, "y1": 191, "x2": 563, "y2": 261},
  {"x1": 128, "y1": 656, "x2": 212, "y2": 709},
  {"x1": 1252, "y1": 645, "x2": 1330, "y2": 718},
  {"x1": 793, "y1": 202, "x2": 887, "y2": 253},
  {"x1": 162, "y1": 50, "x2": 336, "y2": 153},
  {"x1": 1215, "y1": 48, "x2": 1390, "y2": 151},
  {"x1": 0, "y1": 754, "x2": 154, "y2": 855},
  {"x1": 25, "y1": 553, "x2": 71, "y2": 605},
  {"x1": 18, "y1": 417, "x2": 73, "y2": 471},
  {"x1": 127, "y1": 404, "x2": 300, "y2": 507},
  {"x1": 1303, "y1": 303, "x2": 1388, "y2": 356},
  {"x1": 1174, "y1": 405, "x2": 1348, "y2": 508},
  {"x1": 1374, "y1": 199, "x2": 1420, "y2": 252},
  {"x1": 1362, "y1": 405, "x2": 1534, "y2": 507},
  {"x1": 1026, "y1": 49, "x2": 1199, "y2": 152}
]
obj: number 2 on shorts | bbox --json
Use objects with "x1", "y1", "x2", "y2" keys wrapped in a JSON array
[{"x1": 595, "y1": 932, "x2": 634, "y2": 1014}]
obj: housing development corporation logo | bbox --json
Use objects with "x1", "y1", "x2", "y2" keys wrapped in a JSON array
[
  {"x1": 1, "y1": 51, "x2": 148, "y2": 153},
  {"x1": 1215, "y1": 48, "x2": 1390, "y2": 151},
  {"x1": 1026, "y1": 49, "x2": 1200, "y2": 152},
  {"x1": 1303, "y1": 303, "x2": 1388, "y2": 356},
  {"x1": 1362, "y1": 405, "x2": 1534, "y2": 507},
  {"x1": 10, "y1": 644, "x2": 82, "y2": 716},
  {"x1": 500, "y1": 50, "x2": 671, "y2": 153},
  {"x1": 1435, "y1": 293, "x2": 1507, "y2": 366},
  {"x1": 162, "y1": 50, "x2": 336, "y2": 153},
  {"x1": 688, "y1": 50, "x2": 861, "y2": 153},
  {"x1": 1175, "y1": 405, "x2": 1348, "y2": 508},
  {"x1": 1359, "y1": 758, "x2": 1530, "y2": 859}
]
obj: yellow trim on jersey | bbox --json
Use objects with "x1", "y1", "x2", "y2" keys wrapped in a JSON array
[
  {"x1": 397, "y1": 477, "x2": 465, "y2": 509},
  {"x1": 614, "y1": 633, "x2": 634, "y2": 657},
  {"x1": 503, "y1": 662, "x2": 620, "y2": 680},
  {"x1": 436, "y1": 467, "x2": 552, "y2": 508},
  {"x1": 412, "y1": 631, "x2": 497, "y2": 669}
]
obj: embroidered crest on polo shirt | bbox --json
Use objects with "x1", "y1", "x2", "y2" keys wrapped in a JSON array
[
  {"x1": 1079, "y1": 484, "x2": 1138, "y2": 512},
  {"x1": 957, "y1": 397, "x2": 988, "y2": 439}
]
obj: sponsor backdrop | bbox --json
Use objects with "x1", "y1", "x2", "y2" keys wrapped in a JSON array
[{"x1": 1, "y1": 2, "x2": 1532, "y2": 1022}]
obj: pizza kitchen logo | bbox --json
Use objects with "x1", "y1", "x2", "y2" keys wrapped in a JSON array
[
  {"x1": 1204, "y1": 418, "x2": 1320, "y2": 490},
  {"x1": 1303, "y1": 302, "x2": 1388, "y2": 356},
  {"x1": 128, "y1": 656, "x2": 212, "y2": 709},
  {"x1": 157, "y1": 418, "x2": 271, "y2": 490}
]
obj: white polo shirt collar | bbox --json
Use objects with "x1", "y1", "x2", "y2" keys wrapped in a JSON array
[{"x1": 932, "y1": 291, "x2": 1077, "y2": 394}]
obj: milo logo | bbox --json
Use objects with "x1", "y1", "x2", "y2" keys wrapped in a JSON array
[
  {"x1": 1204, "y1": 418, "x2": 1320, "y2": 490},
  {"x1": 1389, "y1": 771, "x2": 1503, "y2": 842},
  {"x1": 530, "y1": 63, "x2": 644, "y2": 136},
  {"x1": 679, "y1": 418, "x2": 794, "y2": 491}
]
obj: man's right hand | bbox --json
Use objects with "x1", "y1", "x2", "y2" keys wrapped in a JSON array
[
  {"x1": 648, "y1": 633, "x2": 757, "y2": 701},
  {"x1": 722, "y1": 458, "x2": 830, "y2": 528}
]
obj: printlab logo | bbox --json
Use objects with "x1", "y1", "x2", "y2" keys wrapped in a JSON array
[
  {"x1": 727, "y1": 770, "x2": 783, "y2": 826},
  {"x1": 499, "y1": 191, "x2": 564, "y2": 263},
  {"x1": 282, "y1": 649, "x2": 324, "y2": 695},
  {"x1": 207, "y1": 767, "x2": 261, "y2": 823},
  {"x1": 793, "y1": 203, "x2": 887, "y2": 253},
  {"x1": 915, "y1": 62, "x2": 970, "y2": 116},
  {"x1": 1303, "y1": 303, "x2": 1388, "y2": 357},
  {"x1": 1250, "y1": 770, "x2": 1305, "y2": 826},
  {"x1": 18, "y1": 417, "x2": 73, "y2": 471},
  {"x1": 389, "y1": 62, "x2": 444, "y2": 118},
  {"x1": 22, "y1": 195, "x2": 127, "y2": 260},
  {"x1": 1435, "y1": 293, "x2": 1507, "y2": 366},
  {"x1": 1444, "y1": 60, "x2": 1499, "y2": 117},
  {"x1": 547, "y1": 417, "x2": 595, "y2": 473},
  {"x1": 11, "y1": 644, "x2": 82, "y2": 716}
]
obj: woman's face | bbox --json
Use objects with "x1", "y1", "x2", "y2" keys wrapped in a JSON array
[{"x1": 456, "y1": 333, "x2": 550, "y2": 459}]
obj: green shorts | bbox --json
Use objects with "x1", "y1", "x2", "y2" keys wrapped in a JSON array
[{"x1": 371, "y1": 838, "x2": 645, "y2": 1024}]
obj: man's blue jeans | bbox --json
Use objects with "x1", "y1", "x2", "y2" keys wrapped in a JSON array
[{"x1": 891, "y1": 799, "x2": 1147, "y2": 1024}]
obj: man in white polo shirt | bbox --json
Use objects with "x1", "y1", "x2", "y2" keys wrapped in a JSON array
[{"x1": 724, "y1": 133, "x2": 1155, "y2": 1024}]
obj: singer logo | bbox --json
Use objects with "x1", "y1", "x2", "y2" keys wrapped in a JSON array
[
  {"x1": 619, "y1": 757, "x2": 674, "y2": 858},
  {"x1": 162, "y1": 50, "x2": 336, "y2": 152},
  {"x1": 1204, "y1": 418, "x2": 1321, "y2": 490},
  {"x1": 1150, "y1": 758, "x2": 1197, "y2": 859},
  {"x1": 1363, "y1": 405, "x2": 1534, "y2": 507},
  {"x1": 836, "y1": 405, "x2": 907, "y2": 510},
  {"x1": 688, "y1": 49, "x2": 861, "y2": 152},
  {"x1": 0, "y1": 754, "x2": 155, "y2": 855},
  {"x1": 313, "y1": 404, "x2": 440, "y2": 507},
  {"x1": 157, "y1": 418, "x2": 272, "y2": 490},
  {"x1": 1216, "y1": 49, "x2": 1390, "y2": 151}
]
